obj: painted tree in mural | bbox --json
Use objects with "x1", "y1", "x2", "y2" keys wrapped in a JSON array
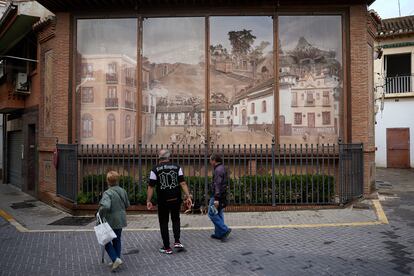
[{"x1": 228, "y1": 29, "x2": 256, "y2": 57}]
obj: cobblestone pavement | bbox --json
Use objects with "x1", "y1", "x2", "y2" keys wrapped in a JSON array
[{"x1": 0, "y1": 168, "x2": 414, "y2": 275}]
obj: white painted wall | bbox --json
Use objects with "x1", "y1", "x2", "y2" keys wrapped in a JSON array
[{"x1": 375, "y1": 98, "x2": 414, "y2": 167}]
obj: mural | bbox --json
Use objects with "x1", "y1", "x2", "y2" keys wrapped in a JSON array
[
  {"x1": 278, "y1": 16, "x2": 343, "y2": 144},
  {"x1": 142, "y1": 17, "x2": 206, "y2": 145},
  {"x1": 75, "y1": 16, "x2": 343, "y2": 146},
  {"x1": 76, "y1": 19, "x2": 138, "y2": 145},
  {"x1": 210, "y1": 16, "x2": 274, "y2": 145}
]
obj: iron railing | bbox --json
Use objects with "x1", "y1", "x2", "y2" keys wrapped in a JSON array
[
  {"x1": 56, "y1": 142, "x2": 363, "y2": 206},
  {"x1": 385, "y1": 75, "x2": 413, "y2": 94}
]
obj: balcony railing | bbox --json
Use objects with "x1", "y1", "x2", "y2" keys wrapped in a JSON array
[
  {"x1": 126, "y1": 77, "x2": 136, "y2": 87},
  {"x1": 106, "y1": 74, "x2": 118, "y2": 84},
  {"x1": 385, "y1": 75, "x2": 413, "y2": 94},
  {"x1": 125, "y1": 101, "x2": 135, "y2": 110},
  {"x1": 105, "y1": 97, "x2": 118, "y2": 108}
]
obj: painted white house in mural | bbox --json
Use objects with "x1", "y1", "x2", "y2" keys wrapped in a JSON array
[{"x1": 372, "y1": 13, "x2": 414, "y2": 168}]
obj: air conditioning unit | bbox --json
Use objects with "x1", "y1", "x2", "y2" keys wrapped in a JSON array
[{"x1": 14, "y1": 72, "x2": 30, "y2": 94}]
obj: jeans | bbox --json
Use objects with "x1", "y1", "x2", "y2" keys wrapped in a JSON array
[
  {"x1": 157, "y1": 201, "x2": 181, "y2": 249},
  {"x1": 105, "y1": 228, "x2": 122, "y2": 262},
  {"x1": 208, "y1": 197, "x2": 229, "y2": 238}
]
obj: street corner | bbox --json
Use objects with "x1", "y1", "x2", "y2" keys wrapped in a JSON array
[{"x1": 0, "y1": 208, "x2": 28, "y2": 232}]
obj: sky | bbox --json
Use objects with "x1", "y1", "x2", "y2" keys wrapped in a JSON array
[{"x1": 369, "y1": 0, "x2": 414, "y2": 19}]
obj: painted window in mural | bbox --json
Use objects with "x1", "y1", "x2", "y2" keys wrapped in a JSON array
[
  {"x1": 142, "y1": 17, "x2": 205, "y2": 145},
  {"x1": 76, "y1": 19, "x2": 137, "y2": 145},
  {"x1": 210, "y1": 16, "x2": 274, "y2": 145},
  {"x1": 278, "y1": 16, "x2": 342, "y2": 144}
]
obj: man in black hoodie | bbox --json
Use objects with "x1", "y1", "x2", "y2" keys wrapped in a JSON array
[
  {"x1": 147, "y1": 149, "x2": 192, "y2": 254},
  {"x1": 208, "y1": 153, "x2": 231, "y2": 241}
]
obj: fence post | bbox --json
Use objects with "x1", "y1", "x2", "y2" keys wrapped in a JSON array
[
  {"x1": 271, "y1": 137, "x2": 276, "y2": 206},
  {"x1": 138, "y1": 140, "x2": 142, "y2": 197},
  {"x1": 204, "y1": 138, "x2": 209, "y2": 207}
]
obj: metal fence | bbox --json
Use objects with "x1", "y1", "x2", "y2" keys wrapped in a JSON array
[{"x1": 56, "y1": 142, "x2": 363, "y2": 206}]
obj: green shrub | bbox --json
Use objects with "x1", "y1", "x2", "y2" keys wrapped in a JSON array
[{"x1": 77, "y1": 174, "x2": 335, "y2": 205}]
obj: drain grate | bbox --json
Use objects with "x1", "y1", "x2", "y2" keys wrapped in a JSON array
[
  {"x1": 48, "y1": 216, "x2": 95, "y2": 226},
  {"x1": 124, "y1": 248, "x2": 140, "y2": 255},
  {"x1": 10, "y1": 202, "x2": 36, "y2": 209}
]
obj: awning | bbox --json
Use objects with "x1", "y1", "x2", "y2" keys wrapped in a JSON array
[{"x1": 0, "y1": 2, "x2": 53, "y2": 54}]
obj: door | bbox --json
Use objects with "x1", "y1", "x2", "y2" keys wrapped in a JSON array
[
  {"x1": 242, "y1": 109, "x2": 247, "y2": 125},
  {"x1": 7, "y1": 131, "x2": 23, "y2": 188},
  {"x1": 308, "y1": 113, "x2": 315, "y2": 128},
  {"x1": 387, "y1": 128, "x2": 410, "y2": 168},
  {"x1": 27, "y1": 124, "x2": 36, "y2": 192}
]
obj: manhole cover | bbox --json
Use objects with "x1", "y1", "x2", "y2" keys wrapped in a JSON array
[
  {"x1": 48, "y1": 216, "x2": 95, "y2": 226},
  {"x1": 10, "y1": 202, "x2": 36, "y2": 209}
]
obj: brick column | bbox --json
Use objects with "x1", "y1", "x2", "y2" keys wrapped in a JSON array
[{"x1": 349, "y1": 5, "x2": 376, "y2": 195}]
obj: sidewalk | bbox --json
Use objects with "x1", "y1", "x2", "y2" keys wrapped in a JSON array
[{"x1": 0, "y1": 183, "x2": 386, "y2": 232}]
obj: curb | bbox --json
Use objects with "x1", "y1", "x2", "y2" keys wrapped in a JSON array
[{"x1": 0, "y1": 200, "x2": 389, "y2": 233}]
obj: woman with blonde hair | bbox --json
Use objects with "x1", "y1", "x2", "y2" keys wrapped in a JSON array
[{"x1": 98, "y1": 170, "x2": 130, "y2": 271}]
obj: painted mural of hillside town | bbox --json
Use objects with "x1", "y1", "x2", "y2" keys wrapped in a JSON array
[{"x1": 142, "y1": 30, "x2": 341, "y2": 145}]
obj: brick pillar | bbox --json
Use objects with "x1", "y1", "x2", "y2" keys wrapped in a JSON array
[
  {"x1": 36, "y1": 13, "x2": 71, "y2": 198},
  {"x1": 349, "y1": 5, "x2": 376, "y2": 195}
]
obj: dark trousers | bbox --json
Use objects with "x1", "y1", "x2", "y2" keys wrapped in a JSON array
[
  {"x1": 157, "y1": 201, "x2": 181, "y2": 249},
  {"x1": 105, "y1": 228, "x2": 122, "y2": 262}
]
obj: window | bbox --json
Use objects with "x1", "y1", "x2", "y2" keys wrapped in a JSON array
[
  {"x1": 107, "y1": 86, "x2": 117, "y2": 98},
  {"x1": 81, "y1": 87, "x2": 93, "y2": 103},
  {"x1": 82, "y1": 114, "x2": 93, "y2": 138},
  {"x1": 82, "y1": 63, "x2": 93, "y2": 78},
  {"x1": 279, "y1": 15, "x2": 342, "y2": 143},
  {"x1": 294, "y1": 113, "x2": 302, "y2": 125},
  {"x1": 107, "y1": 63, "x2": 117, "y2": 83},
  {"x1": 384, "y1": 53, "x2": 412, "y2": 93},
  {"x1": 77, "y1": 18, "x2": 137, "y2": 145},
  {"x1": 125, "y1": 67, "x2": 136, "y2": 86},
  {"x1": 323, "y1": 91, "x2": 330, "y2": 106},
  {"x1": 251, "y1": 103, "x2": 255, "y2": 114},
  {"x1": 143, "y1": 17, "x2": 205, "y2": 144},
  {"x1": 306, "y1": 91, "x2": 314, "y2": 104},
  {"x1": 235, "y1": 107, "x2": 238, "y2": 116},
  {"x1": 262, "y1": 100, "x2": 267, "y2": 113},
  {"x1": 291, "y1": 92, "x2": 297, "y2": 106},
  {"x1": 107, "y1": 114, "x2": 116, "y2": 144},
  {"x1": 220, "y1": 111, "x2": 224, "y2": 118},
  {"x1": 212, "y1": 111, "x2": 216, "y2": 117},
  {"x1": 322, "y1": 112, "x2": 331, "y2": 125},
  {"x1": 108, "y1": 63, "x2": 117, "y2": 75},
  {"x1": 125, "y1": 115, "x2": 131, "y2": 138}
]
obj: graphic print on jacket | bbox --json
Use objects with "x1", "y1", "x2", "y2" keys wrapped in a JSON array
[{"x1": 149, "y1": 163, "x2": 185, "y2": 204}]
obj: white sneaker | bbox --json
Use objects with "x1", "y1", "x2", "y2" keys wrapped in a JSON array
[{"x1": 111, "y1": 258, "x2": 123, "y2": 271}]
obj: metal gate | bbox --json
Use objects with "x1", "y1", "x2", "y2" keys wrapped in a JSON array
[
  {"x1": 7, "y1": 131, "x2": 23, "y2": 188},
  {"x1": 56, "y1": 144, "x2": 78, "y2": 202},
  {"x1": 339, "y1": 143, "x2": 364, "y2": 203}
]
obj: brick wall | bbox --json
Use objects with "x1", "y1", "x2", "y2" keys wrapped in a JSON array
[
  {"x1": 35, "y1": 5, "x2": 376, "y2": 205},
  {"x1": 349, "y1": 5, "x2": 376, "y2": 194},
  {"x1": 37, "y1": 13, "x2": 71, "y2": 197}
]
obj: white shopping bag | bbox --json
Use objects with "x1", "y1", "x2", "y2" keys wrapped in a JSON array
[{"x1": 94, "y1": 213, "x2": 117, "y2": 246}]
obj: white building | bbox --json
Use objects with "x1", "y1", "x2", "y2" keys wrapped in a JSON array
[
  {"x1": 373, "y1": 13, "x2": 414, "y2": 168},
  {"x1": 232, "y1": 79, "x2": 274, "y2": 129},
  {"x1": 290, "y1": 72, "x2": 338, "y2": 136}
]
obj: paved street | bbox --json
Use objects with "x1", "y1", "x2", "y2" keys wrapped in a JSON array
[{"x1": 1, "y1": 168, "x2": 414, "y2": 275}]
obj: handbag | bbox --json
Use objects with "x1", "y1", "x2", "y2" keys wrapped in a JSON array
[{"x1": 94, "y1": 213, "x2": 117, "y2": 246}]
